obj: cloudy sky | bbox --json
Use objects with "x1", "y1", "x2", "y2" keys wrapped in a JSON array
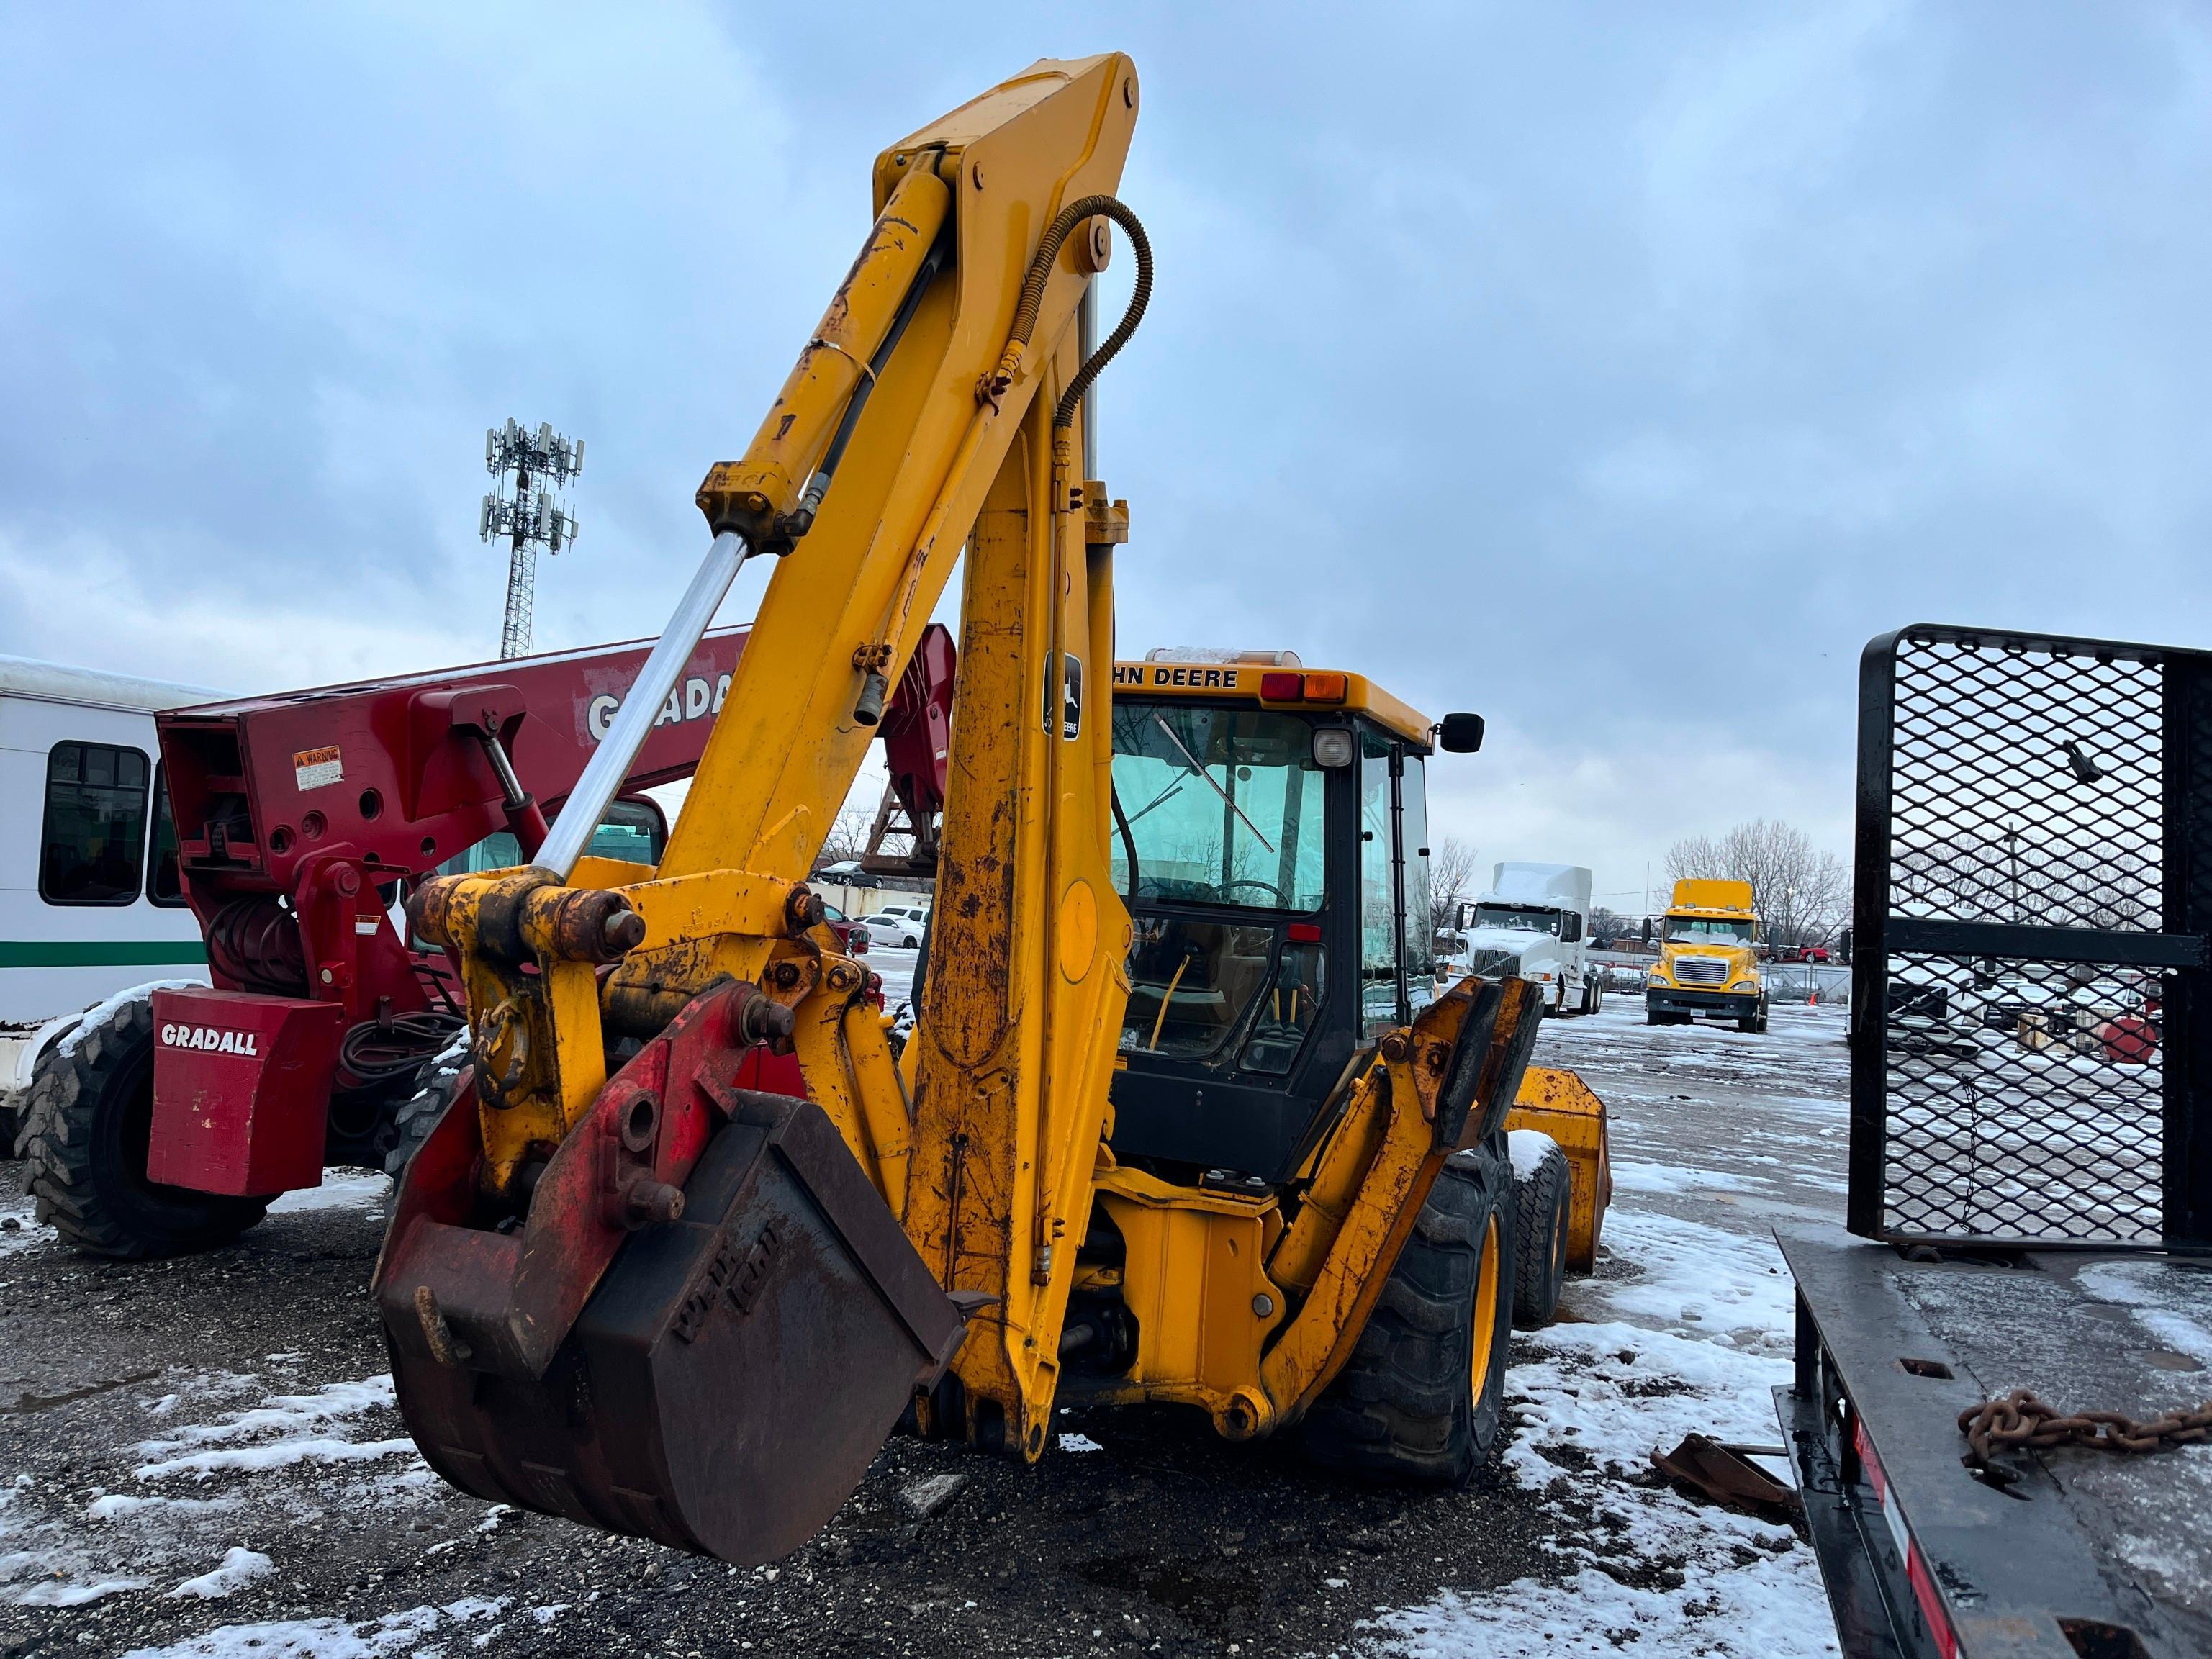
[{"x1": 5, "y1": 3, "x2": 2209, "y2": 913}]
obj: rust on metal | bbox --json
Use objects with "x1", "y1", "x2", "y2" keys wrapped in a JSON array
[
  {"x1": 1959, "y1": 1387, "x2": 2212, "y2": 1473},
  {"x1": 380, "y1": 1087, "x2": 970, "y2": 1563}
]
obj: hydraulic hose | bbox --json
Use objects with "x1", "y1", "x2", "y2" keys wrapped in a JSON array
[{"x1": 985, "y1": 195, "x2": 1155, "y2": 438}]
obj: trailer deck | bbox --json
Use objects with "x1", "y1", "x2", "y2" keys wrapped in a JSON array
[{"x1": 1782, "y1": 1229, "x2": 2212, "y2": 1658}]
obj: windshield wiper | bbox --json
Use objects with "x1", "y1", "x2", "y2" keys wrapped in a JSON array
[{"x1": 1152, "y1": 715, "x2": 1276, "y2": 853}]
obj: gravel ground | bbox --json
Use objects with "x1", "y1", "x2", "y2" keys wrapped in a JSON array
[{"x1": 0, "y1": 995, "x2": 1850, "y2": 1658}]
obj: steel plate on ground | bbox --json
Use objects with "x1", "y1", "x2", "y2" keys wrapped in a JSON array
[{"x1": 384, "y1": 1090, "x2": 967, "y2": 1563}]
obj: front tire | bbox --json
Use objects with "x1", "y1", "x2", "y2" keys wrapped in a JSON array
[
  {"x1": 23, "y1": 996, "x2": 268, "y2": 1260},
  {"x1": 1301, "y1": 1136, "x2": 1514, "y2": 1486},
  {"x1": 1508, "y1": 1134, "x2": 1571, "y2": 1328}
]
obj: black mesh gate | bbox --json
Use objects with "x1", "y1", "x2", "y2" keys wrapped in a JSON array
[{"x1": 1851, "y1": 625, "x2": 2212, "y2": 1248}]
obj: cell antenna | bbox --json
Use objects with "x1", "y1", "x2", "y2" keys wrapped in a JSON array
[{"x1": 480, "y1": 420, "x2": 582, "y2": 658}]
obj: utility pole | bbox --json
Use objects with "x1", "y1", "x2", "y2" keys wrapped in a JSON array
[{"x1": 481, "y1": 420, "x2": 582, "y2": 659}]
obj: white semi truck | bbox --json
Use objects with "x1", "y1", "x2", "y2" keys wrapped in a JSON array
[{"x1": 1446, "y1": 862, "x2": 1599, "y2": 1016}]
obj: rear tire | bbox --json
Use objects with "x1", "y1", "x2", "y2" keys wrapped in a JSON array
[
  {"x1": 23, "y1": 997, "x2": 268, "y2": 1260},
  {"x1": 1508, "y1": 1135, "x2": 1571, "y2": 1329},
  {"x1": 383, "y1": 1062, "x2": 471, "y2": 1179},
  {"x1": 1301, "y1": 1135, "x2": 1514, "y2": 1486}
]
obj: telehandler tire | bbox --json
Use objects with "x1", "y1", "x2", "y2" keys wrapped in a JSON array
[
  {"x1": 1300, "y1": 1134, "x2": 1514, "y2": 1487},
  {"x1": 23, "y1": 997, "x2": 268, "y2": 1260},
  {"x1": 382, "y1": 1061, "x2": 469, "y2": 1179},
  {"x1": 1508, "y1": 1133, "x2": 1571, "y2": 1329}
]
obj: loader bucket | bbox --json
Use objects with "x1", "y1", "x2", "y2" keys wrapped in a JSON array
[{"x1": 382, "y1": 1090, "x2": 967, "y2": 1563}]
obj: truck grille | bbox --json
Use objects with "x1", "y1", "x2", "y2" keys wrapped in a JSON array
[
  {"x1": 1675, "y1": 957, "x2": 1729, "y2": 985},
  {"x1": 1464, "y1": 948, "x2": 1520, "y2": 979}
]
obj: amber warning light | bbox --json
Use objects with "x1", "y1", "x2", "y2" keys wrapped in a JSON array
[{"x1": 1259, "y1": 671, "x2": 1347, "y2": 705}]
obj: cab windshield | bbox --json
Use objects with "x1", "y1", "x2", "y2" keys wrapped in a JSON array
[
  {"x1": 1666, "y1": 916, "x2": 1753, "y2": 944},
  {"x1": 1473, "y1": 905, "x2": 1559, "y2": 936},
  {"x1": 1110, "y1": 704, "x2": 1324, "y2": 912}
]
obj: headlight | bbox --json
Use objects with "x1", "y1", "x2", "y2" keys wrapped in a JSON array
[
  {"x1": 1731, "y1": 979, "x2": 1757, "y2": 993},
  {"x1": 1648, "y1": 972, "x2": 1668, "y2": 986}
]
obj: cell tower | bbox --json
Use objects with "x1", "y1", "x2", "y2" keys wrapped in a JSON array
[{"x1": 480, "y1": 420, "x2": 582, "y2": 659}]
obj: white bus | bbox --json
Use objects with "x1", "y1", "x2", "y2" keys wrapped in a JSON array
[{"x1": 1, "y1": 655, "x2": 224, "y2": 1132}]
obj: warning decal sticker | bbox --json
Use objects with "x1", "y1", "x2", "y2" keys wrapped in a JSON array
[{"x1": 293, "y1": 745, "x2": 343, "y2": 791}]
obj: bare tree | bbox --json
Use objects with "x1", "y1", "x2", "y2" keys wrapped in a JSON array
[
  {"x1": 1427, "y1": 835, "x2": 1482, "y2": 938},
  {"x1": 1665, "y1": 818, "x2": 1849, "y2": 946},
  {"x1": 1589, "y1": 905, "x2": 1633, "y2": 944},
  {"x1": 815, "y1": 798, "x2": 878, "y2": 869}
]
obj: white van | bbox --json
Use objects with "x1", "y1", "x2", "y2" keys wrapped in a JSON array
[{"x1": 1, "y1": 656, "x2": 224, "y2": 1126}]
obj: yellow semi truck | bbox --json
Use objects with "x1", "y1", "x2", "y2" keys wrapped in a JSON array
[{"x1": 1643, "y1": 877, "x2": 1768, "y2": 1033}]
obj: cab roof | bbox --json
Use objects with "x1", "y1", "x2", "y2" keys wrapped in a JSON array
[{"x1": 1110, "y1": 657, "x2": 1433, "y2": 748}]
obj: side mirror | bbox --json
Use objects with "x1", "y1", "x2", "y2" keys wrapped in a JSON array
[
  {"x1": 1640, "y1": 917, "x2": 1653, "y2": 945},
  {"x1": 1838, "y1": 927, "x2": 1853, "y2": 965},
  {"x1": 1436, "y1": 713, "x2": 1484, "y2": 754}
]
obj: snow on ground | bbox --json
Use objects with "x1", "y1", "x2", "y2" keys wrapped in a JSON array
[
  {"x1": 1369, "y1": 1000, "x2": 1845, "y2": 1658},
  {"x1": 1, "y1": 1370, "x2": 431, "y2": 1615},
  {"x1": 871, "y1": 944, "x2": 918, "y2": 1012},
  {"x1": 0, "y1": 1203, "x2": 53, "y2": 1258},
  {"x1": 265, "y1": 1175, "x2": 390, "y2": 1217},
  {"x1": 117, "y1": 1595, "x2": 511, "y2": 1658}
]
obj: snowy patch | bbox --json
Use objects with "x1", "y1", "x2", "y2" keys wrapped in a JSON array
[
  {"x1": 89, "y1": 1492, "x2": 243, "y2": 1522},
  {"x1": 1507, "y1": 1128, "x2": 1559, "y2": 1180},
  {"x1": 170, "y1": 1545, "x2": 275, "y2": 1599},
  {"x1": 1375, "y1": 1550, "x2": 1834, "y2": 1658},
  {"x1": 2, "y1": 1563, "x2": 153, "y2": 1606},
  {"x1": 1609, "y1": 1159, "x2": 1764, "y2": 1196},
  {"x1": 119, "y1": 1598, "x2": 508, "y2": 1659},
  {"x1": 266, "y1": 1173, "x2": 392, "y2": 1215},
  {"x1": 135, "y1": 1375, "x2": 415, "y2": 1480},
  {"x1": 1057, "y1": 1432, "x2": 1103, "y2": 1452},
  {"x1": 1581, "y1": 1208, "x2": 1795, "y2": 1345},
  {"x1": 0, "y1": 1204, "x2": 54, "y2": 1256},
  {"x1": 2076, "y1": 1259, "x2": 2212, "y2": 1368}
]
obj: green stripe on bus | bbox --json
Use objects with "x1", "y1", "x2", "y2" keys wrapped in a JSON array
[{"x1": 0, "y1": 941, "x2": 210, "y2": 968}]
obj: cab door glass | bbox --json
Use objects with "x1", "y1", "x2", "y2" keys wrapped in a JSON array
[
  {"x1": 1399, "y1": 752, "x2": 1435, "y2": 1012},
  {"x1": 1358, "y1": 731, "x2": 1399, "y2": 1032}
]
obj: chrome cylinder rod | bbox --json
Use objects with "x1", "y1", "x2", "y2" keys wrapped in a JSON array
[{"x1": 536, "y1": 530, "x2": 752, "y2": 877}]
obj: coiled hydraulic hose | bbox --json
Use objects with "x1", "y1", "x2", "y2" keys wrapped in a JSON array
[{"x1": 985, "y1": 194, "x2": 1155, "y2": 437}]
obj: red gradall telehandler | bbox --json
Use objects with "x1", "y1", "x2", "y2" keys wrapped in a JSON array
[{"x1": 19, "y1": 625, "x2": 953, "y2": 1259}]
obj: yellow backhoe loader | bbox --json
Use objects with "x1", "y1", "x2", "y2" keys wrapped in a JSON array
[{"x1": 373, "y1": 53, "x2": 1611, "y2": 1565}]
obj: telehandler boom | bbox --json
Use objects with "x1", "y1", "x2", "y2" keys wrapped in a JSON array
[{"x1": 376, "y1": 53, "x2": 1610, "y2": 1565}]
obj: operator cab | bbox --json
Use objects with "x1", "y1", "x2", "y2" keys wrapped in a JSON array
[{"x1": 1105, "y1": 650, "x2": 1482, "y2": 1185}]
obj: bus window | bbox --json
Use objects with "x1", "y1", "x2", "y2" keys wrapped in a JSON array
[
  {"x1": 41, "y1": 741, "x2": 153, "y2": 906},
  {"x1": 147, "y1": 765, "x2": 188, "y2": 907}
]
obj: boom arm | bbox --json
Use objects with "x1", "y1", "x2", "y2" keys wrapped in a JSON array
[{"x1": 378, "y1": 55, "x2": 1148, "y2": 1560}]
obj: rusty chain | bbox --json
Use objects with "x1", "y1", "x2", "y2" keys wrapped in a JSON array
[{"x1": 1959, "y1": 1387, "x2": 2212, "y2": 1470}]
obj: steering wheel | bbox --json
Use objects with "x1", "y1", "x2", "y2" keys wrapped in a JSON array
[{"x1": 1219, "y1": 879, "x2": 1289, "y2": 905}]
